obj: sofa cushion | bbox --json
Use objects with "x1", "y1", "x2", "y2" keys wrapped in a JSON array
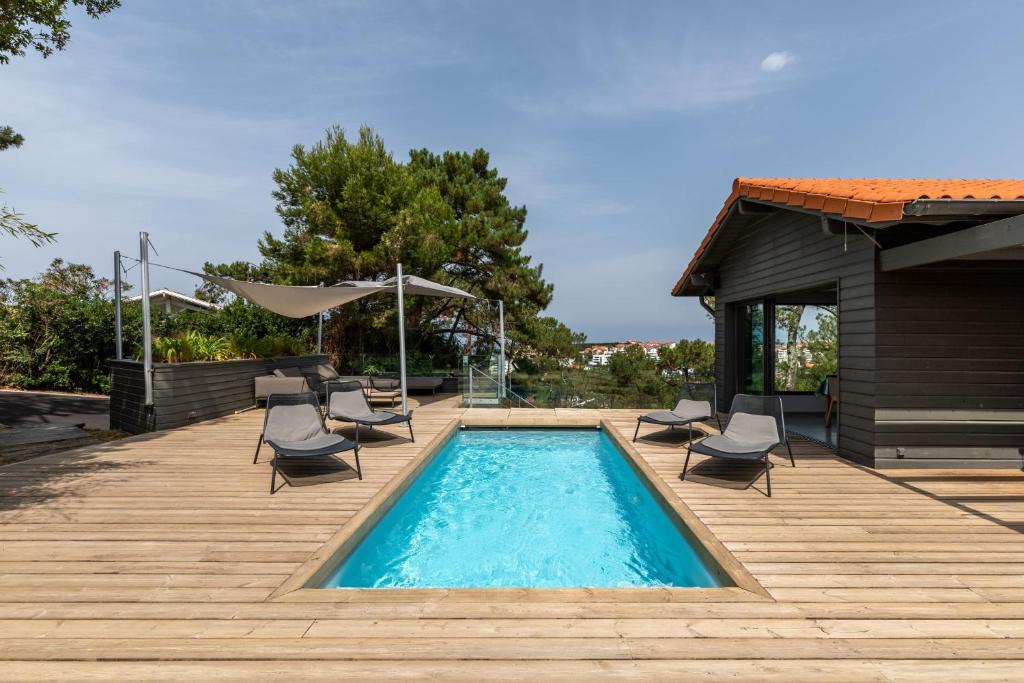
[
  {"x1": 316, "y1": 364, "x2": 340, "y2": 380},
  {"x1": 274, "y1": 366, "x2": 302, "y2": 378},
  {"x1": 406, "y1": 376, "x2": 444, "y2": 390}
]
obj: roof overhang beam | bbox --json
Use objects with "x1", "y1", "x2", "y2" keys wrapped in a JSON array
[
  {"x1": 880, "y1": 213, "x2": 1024, "y2": 271},
  {"x1": 903, "y1": 199, "x2": 1024, "y2": 219}
]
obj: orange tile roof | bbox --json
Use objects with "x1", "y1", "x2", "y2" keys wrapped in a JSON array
[{"x1": 672, "y1": 177, "x2": 1024, "y2": 296}]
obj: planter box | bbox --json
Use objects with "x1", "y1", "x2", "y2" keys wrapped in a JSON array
[{"x1": 110, "y1": 355, "x2": 329, "y2": 434}]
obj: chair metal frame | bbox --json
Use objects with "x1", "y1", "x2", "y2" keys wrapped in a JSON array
[
  {"x1": 633, "y1": 382, "x2": 723, "y2": 443},
  {"x1": 681, "y1": 393, "x2": 795, "y2": 497},
  {"x1": 254, "y1": 391, "x2": 361, "y2": 494},
  {"x1": 325, "y1": 380, "x2": 414, "y2": 443}
]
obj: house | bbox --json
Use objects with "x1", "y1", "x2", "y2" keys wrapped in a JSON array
[
  {"x1": 673, "y1": 178, "x2": 1024, "y2": 469},
  {"x1": 586, "y1": 345, "x2": 613, "y2": 366},
  {"x1": 127, "y1": 288, "x2": 220, "y2": 314}
]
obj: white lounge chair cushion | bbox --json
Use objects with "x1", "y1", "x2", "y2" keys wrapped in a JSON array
[
  {"x1": 316, "y1": 364, "x2": 340, "y2": 380},
  {"x1": 700, "y1": 413, "x2": 779, "y2": 454},
  {"x1": 671, "y1": 399, "x2": 712, "y2": 420},
  {"x1": 267, "y1": 431, "x2": 349, "y2": 455},
  {"x1": 329, "y1": 388, "x2": 375, "y2": 420},
  {"x1": 264, "y1": 404, "x2": 324, "y2": 444}
]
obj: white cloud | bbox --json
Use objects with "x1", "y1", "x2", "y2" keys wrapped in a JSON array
[
  {"x1": 504, "y1": 15, "x2": 805, "y2": 118},
  {"x1": 760, "y1": 51, "x2": 795, "y2": 72}
]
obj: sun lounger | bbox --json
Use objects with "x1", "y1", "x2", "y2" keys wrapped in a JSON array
[
  {"x1": 633, "y1": 382, "x2": 721, "y2": 442},
  {"x1": 326, "y1": 380, "x2": 414, "y2": 443},
  {"x1": 681, "y1": 394, "x2": 795, "y2": 497},
  {"x1": 253, "y1": 392, "x2": 360, "y2": 494}
]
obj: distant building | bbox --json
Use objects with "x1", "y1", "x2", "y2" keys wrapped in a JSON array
[
  {"x1": 127, "y1": 288, "x2": 219, "y2": 314},
  {"x1": 584, "y1": 340, "x2": 676, "y2": 366}
]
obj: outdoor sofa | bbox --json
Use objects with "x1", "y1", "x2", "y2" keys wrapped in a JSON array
[
  {"x1": 255, "y1": 365, "x2": 446, "y2": 404},
  {"x1": 335, "y1": 375, "x2": 445, "y2": 395}
]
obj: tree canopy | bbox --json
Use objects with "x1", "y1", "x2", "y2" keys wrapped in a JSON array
[
  {"x1": 0, "y1": 0, "x2": 120, "y2": 64},
  {"x1": 0, "y1": 127, "x2": 56, "y2": 266},
  {"x1": 203, "y1": 125, "x2": 572, "y2": 366},
  {"x1": 2, "y1": 0, "x2": 120, "y2": 261}
]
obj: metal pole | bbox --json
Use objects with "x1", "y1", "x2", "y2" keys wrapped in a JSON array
[
  {"x1": 316, "y1": 281, "x2": 324, "y2": 354},
  {"x1": 139, "y1": 232, "x2": 153, "y2": 406},
  {"x1": 114, "y1": 251, "x2": 123, "y2": 360},
  {"x1": 498, "y1": 300, "x2": 506, "y2": 398},
  {"x1": 396, "y1": 263, "x2": 408, "y2": 415}
]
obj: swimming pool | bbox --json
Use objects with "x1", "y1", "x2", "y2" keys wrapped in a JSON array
[{"x1": 318, "y1": 428, "x2": 726, "y2": 589}]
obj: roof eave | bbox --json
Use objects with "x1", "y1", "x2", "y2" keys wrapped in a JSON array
[
  {"x1": 671, "y1": 201, "x2": 741, "y2": 297},
  {"x1": 902, "y1": 199, "x2": 1024, "y2": 219}
]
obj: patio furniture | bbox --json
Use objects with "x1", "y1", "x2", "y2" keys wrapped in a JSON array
[
  {"x1": 254, "y1": 392, "x2": 360, "y2": 494},
  {"x1": 333, "y1": 375, "x2": 445, "y2": 395},
  {"x1": 297, "y1": 363, "x2": 342, "y2": 396},
  {"x1": 681, "y1": 394, "x2": 795, "y2": 497},
  {"x1": 326, "y1": 380, "x2": 414, "y2": 443},
  {"x1": 633, "y1": 382, "x2": 722, "y2": 443},
  {"x1": 406, "y1": 376, "x2": 444, "y2": 395},
  {"x1": 368, "y1": 376, "x2": 401, "y2": 407},
  {"x1": 253, "y1": 375, "x2": 310, "y2": 401}
]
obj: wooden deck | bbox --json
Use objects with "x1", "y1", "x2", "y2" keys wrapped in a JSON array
[{"x1": 2, "y1": 397, "x2": 1023, "y2": 681}]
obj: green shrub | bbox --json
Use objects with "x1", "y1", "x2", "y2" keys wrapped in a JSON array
[
  {"x1": 0, "y1": 260, "x2": 318, "y2": 392},
  {"x1": 151, "y1": 331, "x2": 308, "y2": 363}
]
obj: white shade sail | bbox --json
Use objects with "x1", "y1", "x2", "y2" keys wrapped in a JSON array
[
  {"x1": 193, "y1": 272, "x2": 474, "y2": 318},
  {"x1": 373, "y1": 274, "x2": 475, "y2": 300},
  {"x1": 191, "y1": 273, "x2": 383, "y2": 318}
]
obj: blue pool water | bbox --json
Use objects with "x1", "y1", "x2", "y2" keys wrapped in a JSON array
[{"x1": 320, "y1": 429, "x2": 723, "y2": 589}]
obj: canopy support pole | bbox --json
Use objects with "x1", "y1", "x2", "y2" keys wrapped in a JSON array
[
  {"x1": 316, "y1": 281, "x2": 324, "y2": 354},
  {"x1": 396, "y1": 263, "x2": 408, "y2": 415},
  {"x1": 139, "y1": 232, "x2": 153, "y2": 406},
  {"x1": 114, "y1": 251, "x2": 123, "y2": 360},
  {"x1": 498, "y1": 300, "x2": 506, "y2": 398}
]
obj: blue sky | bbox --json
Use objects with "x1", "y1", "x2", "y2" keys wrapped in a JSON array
[{"x1": 3, "y1": 0, "x2": 1023, "y2": 341}]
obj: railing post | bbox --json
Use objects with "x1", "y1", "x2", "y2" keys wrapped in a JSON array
[
  {"x1": 113, "y1": 250, "x2": 123, "y2": 360},
  {"x1": 316, "y1": 281, "x2": 324, "y2": 354},
  {"x1": 139, "y1": 232, "x2": 153, "y2": 407},
  {"x1": 396, "y1": 264, "x2": 408, "y2": 415},
  {"x1": 498, "y1": 300, "x2": 506, "y2": 399},
  {"x1": 468, "y1": 364, "x2": 474, "y2": 408}
]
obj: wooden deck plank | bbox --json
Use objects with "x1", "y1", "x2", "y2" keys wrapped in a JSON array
[{"x1": 1, "y1": 400, "x2": 1022, "y2": 680}]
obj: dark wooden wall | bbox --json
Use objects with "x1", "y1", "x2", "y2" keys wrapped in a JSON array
[
  {"x1": 710, "y1": 210, "x2": 878, "y2": 466},
  {"x1": 110, "y1": 355, "x2": 328, "y2": 434},
  {"x1": 873, "y1": 262, "x2": 1024, "y2": 468}
]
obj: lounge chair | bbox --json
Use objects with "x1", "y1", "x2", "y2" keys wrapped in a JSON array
[
  {"x1": 681, "y1": 394, "x2": 795, "y2": 497},
  {"x1": 367, "y1": 376, "x2": 401, "y2": 407},
  {"x1": 298, "y1": 363, "x2": 342, "y2": 396},
  {"x1": 633, "y1": 382, "x2": 722, "y2": 443},
  {"x1": 254, "y1": 392, "x2": 361, "y2": 494},
  {"x1": 325, "y1": 380, "x2": 414, "y2": 443}
]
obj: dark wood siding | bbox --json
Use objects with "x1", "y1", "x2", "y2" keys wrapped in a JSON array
[
  {"x1": 873, "y1": 261, "x2": 1024, "y2": 468},
  {"x1": 709, "y1": 210, "x2": 877, "y2": 466},
  {"x1": 110, "y1": 355, "x2": 328, "y2": 434},
  {"x1": 109, "y1": 361, "x2": 148, "y2": 433}
]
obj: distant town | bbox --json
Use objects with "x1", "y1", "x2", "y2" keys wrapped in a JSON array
[{"x1": 579, "y1": 340, "x2": 678, "y2": 367}]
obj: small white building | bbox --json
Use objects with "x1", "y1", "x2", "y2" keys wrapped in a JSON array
[{"x1": 127, "y1": 289, "x2": 220, "y2": 314}]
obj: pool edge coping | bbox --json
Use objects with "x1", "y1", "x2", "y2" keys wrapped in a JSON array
[{"x1": 269, "y1": 416, "x2": 771, "y2": 602}]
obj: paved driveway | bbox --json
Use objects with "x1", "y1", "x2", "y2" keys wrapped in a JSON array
[{"x1": 0, "y1": 390, "x2": 110, "y2": 430}]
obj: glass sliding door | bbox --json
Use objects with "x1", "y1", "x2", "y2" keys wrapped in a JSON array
[
  {"x1": 773, "y1": 304, "x2": 838, "y2": 393},
  {"x1": 737, "y1": 302, "x2": 765, "y2": 394}
]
